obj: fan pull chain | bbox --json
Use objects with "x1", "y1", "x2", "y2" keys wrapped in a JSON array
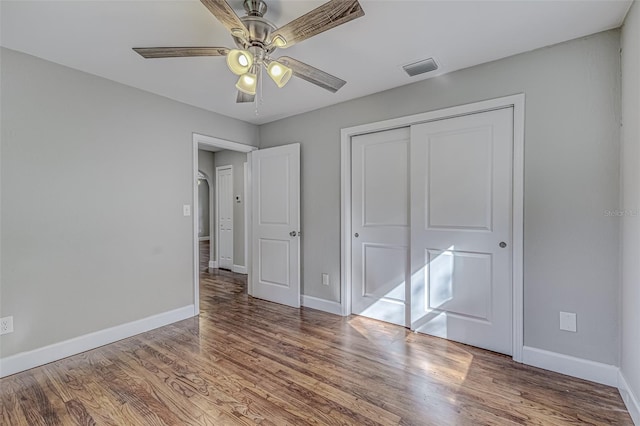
[{"x1": 254, "y1": 65, "x2": 262, "y2": 116}]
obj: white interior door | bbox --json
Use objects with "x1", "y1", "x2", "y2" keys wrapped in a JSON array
[
  {"x1": 251, "y1": 143, "x2": 300, "y2": 308},
  {"x1": 410, "y1": 108, "x2": 513, "y2": 355},
  {"x1": 216, "y1": 166, "x2": 233, "y2": 270},
  {"x1": 351, "y1": 127, "x2": 410, "y2": 327}
]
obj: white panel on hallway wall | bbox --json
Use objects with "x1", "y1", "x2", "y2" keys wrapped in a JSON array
[{"x1": 217, "y1": 166, "x2": 233, "y2": 270}]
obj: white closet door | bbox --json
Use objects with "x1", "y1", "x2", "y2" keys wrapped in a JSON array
[
  {"x1": 216, "y1": 166, "x2": 233, "y2": 270},
  {"x1": 351, "y1": 127, "x2": 410, "y2": 327},
  {"x1": 251, "y1": 143, "x2": 300, "y2": 308},
  {"x1": 410, "y1": 108, "x2": 514, "y2": 355}
]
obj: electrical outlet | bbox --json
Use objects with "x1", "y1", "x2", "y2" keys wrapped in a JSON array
[
  {"x1": 0, "y1": 316, "x2": 14, "y2": 335},
  {"x1": 322, "y1": 273, "x2": 330, "y2": 286}
]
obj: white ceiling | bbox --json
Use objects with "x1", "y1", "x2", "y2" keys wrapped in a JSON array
[{"x1": 1, "y1": 0, "x2": 632, "y2": 124}]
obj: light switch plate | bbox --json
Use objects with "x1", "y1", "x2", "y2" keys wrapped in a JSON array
[
  {"x1": 559, "y1": 312, "x2": 577, "y2": 332},
  {"x1": 183, "y1": 204, "x2": 191, "y2": 216}
]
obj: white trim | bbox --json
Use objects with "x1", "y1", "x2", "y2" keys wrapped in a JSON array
[
  {"x1": 216, "y1": 165, "x2": 234, "y2": 270},
  {"x1": 209, "y1": 260, "x2": 218, "y2": 269},
  {"x1": 301, "y1": 295, "x2": 344, "y2": 316},
  {"x1": 619, "y1": 371, "x2": 640, "y2": 425},
  {"x1": 247, "y1": 153, "x2": 254, "y2": 296},
  {"x1": 244, "y1": 162, "x2": 249, "y2": 279},
  {"x1": 0, "y1": 305, "x2": 194, "y2": 378},
  {"x1": 232, "y1": 264, "x2": 248, "y2": 274},
  {"x1": 522, "y1": 346, "x2": 618, "y2": 387},
  {"x1": 340, "y1": 94, "x2": 526, "y2": 361},
  {"x1": 340, "y1": 129, "x2": 352, "y2": 317},
  {"x1": 199, "y1": 236, "x2": 210, "y2": 241},
  {"x1": 194, "y1": 133, "x2": 258, "y2": 153},
  {"x1": 193, "y1": 133, "x2": 257, "y2": 315},
  {"x1": 193, "y1": 142, "x2": 200, "y2": 315},
  {"x1": 511, "y1": 95, "x2": 525, "y2": 363}
]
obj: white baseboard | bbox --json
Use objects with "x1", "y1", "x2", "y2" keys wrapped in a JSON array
[
  {"x1": 619, "y1": 371, "x2": 640, "y2": 425},
  {"x1": 0, "y1": 305, "x2": 195, "y2": 378},
  {"x1": 232, "y1": 264, "x2": 248, "y2": 274},
  {"x1": 522, "y1": 346, "x2": 618, "y2": 387},
  {"x1": 198, "y1": 236, "x2": 210, "y2": 241},
  {"x1": 208, "y1": 260, "x2": 218, "y2": 268},
  {"x1": 301, "y1": 295, "x2": 343, "y2": 316}
]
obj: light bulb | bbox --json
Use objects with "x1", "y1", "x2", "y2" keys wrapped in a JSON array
[
  {"x1": 226, "y1": 49, "x2": 253, "y2": 75},
  {"x1": 266, "y1": 61, "x2": 292, "y2": 88},
  {"x1": 270, "y1": 64, "x2": 283, "y2": 77},
  {"x1": 236, "y1": 71, "x2": 257, "y2": 95}
]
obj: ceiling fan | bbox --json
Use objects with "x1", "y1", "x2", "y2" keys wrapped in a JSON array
[{"x1": 133, "y1": 0, "x2": 365, "y2": 103}]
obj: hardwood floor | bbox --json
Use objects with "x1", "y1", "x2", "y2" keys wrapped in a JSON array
[{"x1": 1, "y1": 242, "x2": 632, "y2": 425}]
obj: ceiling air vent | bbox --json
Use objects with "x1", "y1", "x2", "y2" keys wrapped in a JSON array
[{"x1": 403, "y1": 58, "x2": 438, "y2": 77}]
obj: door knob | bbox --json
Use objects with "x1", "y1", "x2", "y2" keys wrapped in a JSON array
[
  {"x1": 354, "y1": 233, "x2": 359, "y2": 238},
  {"x1": 289, "y1": 231, "x2": 297, "y2": 237},
  {"x1": 499, "y1": 241, "x2": 507, "y2": 248}
]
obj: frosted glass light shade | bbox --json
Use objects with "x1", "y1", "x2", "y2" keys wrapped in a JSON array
[
  {"x1": 236, "y1": 72, "x2": 257, "y2": 95},
  {"x1": 227, "y1": 49, "x2": 253, "y2": 75},
  {"x1": 266, "y1": 61, "x2": 292, "y2": 88}
]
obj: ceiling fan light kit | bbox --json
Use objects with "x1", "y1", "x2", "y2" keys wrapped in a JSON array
[{"x1": 133, "y1": 0, "x2": 364, "y2": 104}]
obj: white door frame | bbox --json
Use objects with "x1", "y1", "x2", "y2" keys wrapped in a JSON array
[
  {"x1": 340, "y1": 94, "x2": 525, "y2": 362},
  {"x1": 192, "y1": 133, "x2": 257, "y2": 316}
]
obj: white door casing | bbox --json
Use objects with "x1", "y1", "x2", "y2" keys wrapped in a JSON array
[
  {"x1": 192, "y1": 133, "x2": 258, "y2": 317},
  {"x1": 351, "y1": 128, "x2": 411, "y2": 327},
  {"x1": 410, "y1": 107, "x2": 514, "y2": 355},
  {"x1": 251, "y1": 143, "x2": 301, "y2": 308},
  {"x1": 216, "y1": 166, "x2": 233, "y2": 270}
]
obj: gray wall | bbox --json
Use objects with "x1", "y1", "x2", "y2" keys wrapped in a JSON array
[
  {"x1": 0, "y1": 48, "x2": 258, "y2": 358},
  {"x1": 198, "y1": 150, "x2": 216, "y2": 261},
  {"x1": 213, "y1": 150, "x2": 248, "y2": 267},
  {"x1": 621, "y1": 0, "x2": 640, "y2": 411},
  {"x1": 260, "y1": 31, "x2": 621, "y2": 365}
]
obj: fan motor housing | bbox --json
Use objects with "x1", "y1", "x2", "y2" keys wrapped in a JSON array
[{"x1": 233, "y1": 15, "x2": 277, "y2": 50}]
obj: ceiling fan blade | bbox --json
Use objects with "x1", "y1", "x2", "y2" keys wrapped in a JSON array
[
  {"x1": 133, "y1": 47, "x2": 229, "y2": 58},
  {"x1": 270, "y1": 0, "x2": 364, "y2": 49},
  {"x1": 200, "y1": 0, "x2": 249, "y2": 38},
  {"x1": 236, "y1": 91, "x2": 255, "y2": 103},
  {"x1": 278, "y1": 56, "x2": 346, "y2": 93}
]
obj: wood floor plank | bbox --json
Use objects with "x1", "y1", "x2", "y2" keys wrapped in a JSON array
[{"x1": 0, "y1": 241, "x2": 633, "y2": 425}]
